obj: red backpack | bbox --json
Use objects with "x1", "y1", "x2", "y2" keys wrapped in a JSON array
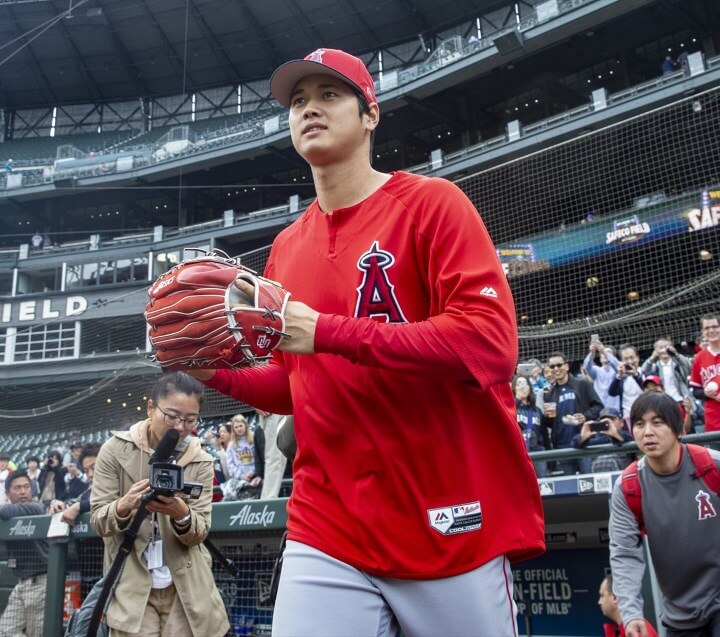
[{"x1": 621, "y1": 444, "x2": 720, "y2": 535}]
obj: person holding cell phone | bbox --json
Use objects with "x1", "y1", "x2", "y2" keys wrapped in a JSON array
[
  {"x1": 608, "y1": 344, "x2": 644, "y2": 422},
  {"x1": 572, "y1": 407, "x2": 633, "y2": 472},
  {"x1": 583, "y1": 337, "x2": 620, "y2": 413}
]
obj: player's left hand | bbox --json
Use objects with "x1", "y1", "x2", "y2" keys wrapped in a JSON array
[{"x1": 146, "y1": 494, "x2": 190, "y2": 521}]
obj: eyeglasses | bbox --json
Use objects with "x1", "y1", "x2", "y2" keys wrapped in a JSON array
[
  {"x1": 155, "y1": 405, "x2": 202, "y2": 429},
  {"x1": 548, "y1": 363, "x2": 566, "y2": 369}
]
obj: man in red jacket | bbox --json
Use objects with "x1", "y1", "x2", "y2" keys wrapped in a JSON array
[{"x1": 190, "y1": 48, "x2": 544, "y2": 636}]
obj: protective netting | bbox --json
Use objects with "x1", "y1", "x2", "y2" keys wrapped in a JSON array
[
  {"x1": 0, "y1": 534, "x2": 281, "y2": 636},
  {"x1": 59, "y1": 534, "x2": 282, "y2": 636},
  {"x1": 459, "y1": 85, "x2": 720, "y2": 361},
  {"x1": 4, "y1": 87, "x2": 720, "y2": 441}
]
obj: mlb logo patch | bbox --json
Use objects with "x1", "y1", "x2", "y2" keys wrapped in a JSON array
[{"x1": 428, "y1": 501, "x2": 482, "y2": 536}]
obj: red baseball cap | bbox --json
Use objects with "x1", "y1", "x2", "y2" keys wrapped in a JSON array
[
  {"x1": 270, "y1": 48, "x2": 377, "y2": 108},
  {"x1": 642, "y1": 374, "x2": 663, "y2": 388}
]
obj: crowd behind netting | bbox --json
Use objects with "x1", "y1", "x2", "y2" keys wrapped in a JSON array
[
  {"x1": 2, "y1": 314, "x2": 720, "y2": 518},
  {"x1": 0, "y1": 408, "x2": 292, "y2": 523},
  {"x1": 516, "y1": 313, "x2": 720, "y2": 478}
]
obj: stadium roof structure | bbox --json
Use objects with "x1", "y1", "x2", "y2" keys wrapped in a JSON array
[{"x1": 0, "y1": 0, "x2": 510, "y2": 109}]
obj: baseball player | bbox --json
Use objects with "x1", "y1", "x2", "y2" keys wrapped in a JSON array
[
  {"x1": 190, "y1": 48, "x2": 544, "y2": 636},
  {"x1": 690, "y1": 314, "x2": 720, "y2": 431}
]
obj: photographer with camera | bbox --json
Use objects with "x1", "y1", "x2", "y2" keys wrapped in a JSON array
[
  {"x1": 572, "y1": 407, "x2": 633, "y2": 472},
  {"x1": 38, "y1": 450, "x2": 67, "y2": 506},
  {"x1": 608, "y1": 345, "x2": 644, "y2": 422},
  {"x1": 91, "y1": 372, "x2": 229, "y2": 637}
]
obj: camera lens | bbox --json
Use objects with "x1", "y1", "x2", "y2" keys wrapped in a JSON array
[{"x1": 155, "y1": 475, "x2": 173, "y2": 490}]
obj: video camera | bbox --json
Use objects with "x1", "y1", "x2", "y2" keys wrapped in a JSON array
[
  {"x1": 147, "y1": 429, "x2": 203, "y2": 500},
  {"x1": 149, "y1": 463, "x2": 203, "y2": 499}
]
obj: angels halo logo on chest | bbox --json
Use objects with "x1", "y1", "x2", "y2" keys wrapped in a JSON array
[{"x1": 354, "y1": 241, "x2": 408, "y2": 323}]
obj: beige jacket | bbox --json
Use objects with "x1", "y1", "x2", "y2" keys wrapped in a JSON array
[{"x1": 91, "y1": 420, "x2": 229, "y2": 635}]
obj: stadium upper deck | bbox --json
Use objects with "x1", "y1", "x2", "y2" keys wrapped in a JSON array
[{"x1": 2, "y1": 0, "x2": 718, "y2": 241}]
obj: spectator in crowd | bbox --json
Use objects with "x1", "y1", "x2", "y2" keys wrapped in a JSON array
[
  {"x1": 0, "y1": 470, "x2": 48, "y2": 637},
  {"x1": 661, "y1": 54, "x2": 677, "y2": 75},
  {"x1": 527, "y1": 358, "x2": 548, "y2": 396},
  {"x1": 543, "y1": 363, "x2": 555, "y2": 386},
  {"x1": 642, "y1": 375, "x2": 693, "y2": 434},
  {"x1": 198, "y1": 438, "x2": 225, "y2": 503},
  {"x1": 38, "y1": 451, "x2": 66, "y2": 506},
  {"x1": 255, "y1": 409, "x2": 288, "y2": 499},
  {"x1": 91, "y1": 372, "x2": 229, "y2": 636},
  {"x1": 677, "y1": 51, "x2": 689, "y2": 73},
  {"x1": 214, "y1": 423, "x2": 231, "y2": 480},
  {"x1": 25, "y1": 456, "x2": 41, "y2": 500},
  {"x1": 608, "y1": 345, "x2": 644, "y2": 421},
  {"x1": 42, "y1": 234, "x2": 51, "y2": 250},
  {"x1": 572, "y1": 406, "x2": 632, "y2": 472},
  {"x1": 640, "y1": 338, "x2": 693, "y2": 406},
  {"x1": 543, "y1": 352, "x2": 603, "y2": 475},
  {"x1": 598, "y1": 572, "x2": 658, "y2": 637},
  {"x1": 4, "y1": 159, "x2": 13, "y2": 174},
  {"x1": 30, "y1": 232, "x2": 42, "y2": 252},
  {"x1": 222, "y1": 414, "x2": 262, "y2": 500},
  {"x1": 584, "y1": 340, "x2": 620, "y2": 412},
  {"x1": 62, "y1": 441, "x2": 84, "y2": 470},
  {"x1": 0, "y1": 454, "x2": 11, "y2": 503},
  {"x1": 513, "y1": 375, "x2": 548, "y2": 477},
  {"x1": 64, "y1": 452, "x2": 89, "y2": 501},
  {"x1": 609, "y1": 392, "x2": 720, "y2": 637},
  {"x1": 690, "y1": 314, "x2": 720, "y2": 432},
  {"x1": 49, "y1": 444, "x2": 99, "y2": 525}
]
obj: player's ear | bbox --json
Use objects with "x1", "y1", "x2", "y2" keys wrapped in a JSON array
[{"x1": 364, "y1": 103, "x2": 380, "y2": 132}]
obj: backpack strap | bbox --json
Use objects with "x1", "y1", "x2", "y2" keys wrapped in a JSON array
[
  {"x1": 687, "y1": 444, "x2": 720, "y2": 495},
  {"x1": 621, "y1": 460, "x2": 645, "y2": 535}
]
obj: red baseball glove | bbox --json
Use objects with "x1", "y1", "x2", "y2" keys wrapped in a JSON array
[{"x1": 145, "y1": 252, "x2": 290, "y2": 369}]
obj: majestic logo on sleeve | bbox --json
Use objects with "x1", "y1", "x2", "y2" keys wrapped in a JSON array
[
  {"x1": 696, "y1": 490, "x2": 717, "y2": 520},
  {"x1": 354, "y1": 241, "x2": 408, "y2": 323}
]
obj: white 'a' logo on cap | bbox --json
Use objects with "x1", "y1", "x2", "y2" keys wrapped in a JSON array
[{"x1": 307, "y1": 49, "x2": 325, "y2": 63}]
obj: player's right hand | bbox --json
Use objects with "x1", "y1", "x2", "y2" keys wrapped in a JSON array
[
  {"x1": 624, "y1": 619, "x2": 648, "y2": 637},
  {"x1": 116, "y1": 479, "x2": 151, "y2": 517}
]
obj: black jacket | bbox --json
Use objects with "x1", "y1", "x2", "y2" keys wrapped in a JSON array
[
  {"x1": 542, "y1": 376, "x2": 603, "y2": 448},
  {"x1": 608, "y1": 374, "x2": 644, "y2": 417}
]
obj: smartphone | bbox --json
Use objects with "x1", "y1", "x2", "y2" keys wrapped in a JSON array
[
  {"x1": 516, "y1": 363, "x2": 535, "y2": 377},
  {"x1": 590, "y1": 421, "x2": 610, "y2": 433},
  {"x1": 591, "y1": 333, "x2": 600, "y2": 343}
]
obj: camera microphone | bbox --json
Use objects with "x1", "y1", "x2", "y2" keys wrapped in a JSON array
[{"x1": 149, "y1": 429, "x2": 180, "y2": 464}]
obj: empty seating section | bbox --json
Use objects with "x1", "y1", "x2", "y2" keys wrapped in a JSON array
[{"x1": 2, "y1": 130, "x2": 137, "y2": 166}]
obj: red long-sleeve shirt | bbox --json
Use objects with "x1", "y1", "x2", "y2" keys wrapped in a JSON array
[{"x1": 206, "y1": 171, "x2": 544, "y2": 578}]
